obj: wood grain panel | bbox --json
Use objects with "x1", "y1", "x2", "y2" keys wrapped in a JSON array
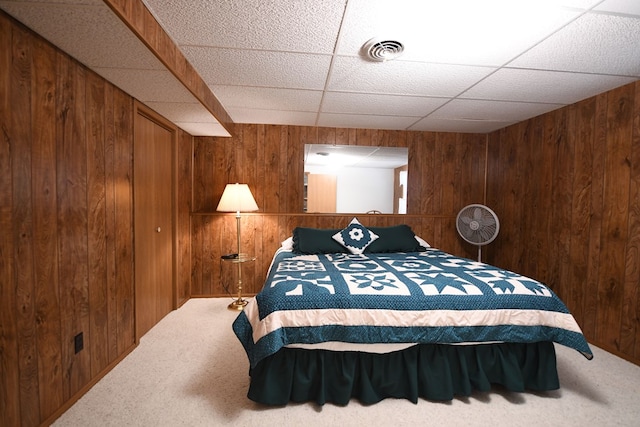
[
  {"x1": 86, "y1": 70, "x2": 110, "y2": 377},
  {"x1": 584, "y1": 93, "x2": 608, "y2": 339},
  {"x1": 192, "y1": 123, "x2": 488, "y2": 222},
  {"x1": 407, "y1": 131, "x2": 426, "y2": 214},
  {"x1": 9, "y1": 22, "x2": 41, "y2": 427},
  {"x1": 104, "y1": 82, "x2": 119, "y2": 364},
  {"x1": 134, "y1": 112, "x2": 157, "y2": 338},
  {"x1": 2, "y1": 9, "x2": 166, "y2": 424},
  {"x1": 0, "y1": 13, "x2": 20, "y2": 427},
  {"x1": 484, "y1": 130, "x2": 503, "y2": 268},
  {"x1": 190, "y1": 123, "x2": 488, "y2": 296},
  {"x1": 112, "y1": 88, "x2": 135, "y2": 355},
  {"x1": 597, "y1": 85, "x2": 632, "y2": 350},
  {"x1": 177, "y1": 129, "x2": 192, "y2": 306},
  {"x1": 623, "y1": 82, "x2": 640, "y2": 359},
  {"x1": 568, "y1": 97, "x2": 597, "y2": 326},
  {"x1": 550, "y1": 108, "x2": 574, "y2": 300},
  {"x1": 264, "y1": 125, "x2": 284, "y2": 213},
  {"x1": 56, "y1": 51, "x2": 91, "y2": 401},
  {"x1": 31, "y1": 36, "x2": 64, "y2": 420},
  {"x1": 133, "y1": 104, "x2": 176, "y2": 338},
  {"x1": 487, "y1": 80, "x2": 640, "y2": 366},
  {"x1": 497, "y1": 124, "x2": 514, "y2": 270},
  {"x1": 536, "y1": 115, "x2": 557, "y2": 289}
]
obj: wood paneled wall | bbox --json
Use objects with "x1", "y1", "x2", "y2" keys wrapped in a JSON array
[
  {"x1": 0, "y1": 13, "x2": 135, "y2": 425},
  {"x1": 6, "y1": 5, "x2": 640, "y2": 425},
  {"x1": 486, "y1": 81, "x2": 640, "y2": 366},
  {"x1": 0, "y1": 11, "x2": 192, "y2": 426},
  {"x1": 190, "y1": 124, "x2": 488, "y2": 296}
]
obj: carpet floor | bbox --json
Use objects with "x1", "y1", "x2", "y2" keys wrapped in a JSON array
[{"x1": 53, "y1": 297, "x2": 640, "y2": 426}]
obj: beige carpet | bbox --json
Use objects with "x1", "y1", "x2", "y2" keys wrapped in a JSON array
[{"x1": 53, "y1": 298, "x2": 640, "y2": 427}]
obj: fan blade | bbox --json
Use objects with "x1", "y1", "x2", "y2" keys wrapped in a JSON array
[
  {"x1": 473, "y1": 207, "x2": 482, "y2": 221},
  {"x1": 461, "y1": 215, "x2": 472, "y2": 225},
  {"x1": 465, "y1": 227, "x2": 476, "y2": 240},
  {"x1": 479, "y1": 227, "x2": 493, "y2": 241},
  {"x1": 484, "y1": 216, "x2": 496, "y2": 226}
]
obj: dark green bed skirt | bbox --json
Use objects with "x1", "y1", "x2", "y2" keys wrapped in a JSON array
[{"x1": 247, "y1": 342, "x2": 559, "y2": 405}]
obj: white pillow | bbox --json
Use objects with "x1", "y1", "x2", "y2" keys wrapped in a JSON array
[
  {"x1": 281, "y1": 236, "x2": 294, "y2": 250},
  {"x1": 332, "y1": 217, "x2": 379, "y2": 254},
  {"x1": 414, "y1": 235, "x2": 431, "y2": 248}
]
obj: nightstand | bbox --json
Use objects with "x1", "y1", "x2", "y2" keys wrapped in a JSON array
[{"x1": 222, "y1": 253, "x2": 256, "y2": 310}]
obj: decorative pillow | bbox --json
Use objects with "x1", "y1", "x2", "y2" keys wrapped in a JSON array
[
  {"x1": 414, "y1": 235, "x2": 431, "y2": 249},
  {"x1": 365, "y1": 224, "x2": 425, "y2": 253},
  {"x1": 292, "y1": 227, "x2": 348, "y2": 254},
  {"x1": 332, "y1": 218, "x2": 379, "y2": 254}
]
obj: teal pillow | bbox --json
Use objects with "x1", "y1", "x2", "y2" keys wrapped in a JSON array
[
  {"x1": 292, "y1": 227, "x2": 348, "y2": 254},
  {"x1": 364, "y1": 224, "x2": 424, "y2": 253},
  {"x1": 332, "y1": 218, "x2": 379, "y2": 254}
]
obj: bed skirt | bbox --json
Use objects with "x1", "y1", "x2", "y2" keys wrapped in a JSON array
[{"x1": 246, "y1": 341, "x2": 559, "y2": 405}]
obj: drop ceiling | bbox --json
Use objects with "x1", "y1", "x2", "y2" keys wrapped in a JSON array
[{"x1": 2, "y1": 0, "x2": 640, "y2": 137}]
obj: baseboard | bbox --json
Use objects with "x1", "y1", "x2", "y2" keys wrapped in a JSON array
[
  {"x1": 589, "y1": 340, "x2": 640, "y2": 367},
  {"x1": 40, "y1": 342, "x2": 138, "y2": 427}
]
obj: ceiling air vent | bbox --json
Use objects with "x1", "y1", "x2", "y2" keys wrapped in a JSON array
[{"x1": 361, "y1": 38, "x2": 404, "y2": 62}]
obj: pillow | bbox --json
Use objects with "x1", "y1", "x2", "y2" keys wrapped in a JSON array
[
  {"x1": 364, "y1": 224, "x2": 425, "y2": 253},
  {"x1": 292, "y1": 227, "x2": 348, "y2": 254},
  {"x1": 281, "y1": 236, "x2": 294, "y2": 251},
  {"x1": 414, "y1": 235, "x2": 431, "y2": 249},
  {"x1": 332, "y1": 218, "x2": 379, "y2": 254}
]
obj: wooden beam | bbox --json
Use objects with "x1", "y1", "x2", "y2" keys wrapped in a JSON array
[{"x1": 103, "y1": 0, "x2": 234, "y2": 136}]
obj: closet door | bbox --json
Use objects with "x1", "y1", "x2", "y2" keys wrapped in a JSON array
[
  {"x1": 134, "y1": 104, "x2": 175, "y2": 339},
  {"x1": 306, "y1": 174, "x2": 337, "y2": 213}
]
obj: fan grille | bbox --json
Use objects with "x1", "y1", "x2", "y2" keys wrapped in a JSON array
[
  {"x1": 362, "y1": 38, "x2": 404, "y2": 62},
  {"x1": 456, "y1": 204, "x2": 500, "y2": 246}
]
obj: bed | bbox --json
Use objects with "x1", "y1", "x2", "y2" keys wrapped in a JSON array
[{"x1": 232, "y1": 219, "x2": 592, "y2": 406}]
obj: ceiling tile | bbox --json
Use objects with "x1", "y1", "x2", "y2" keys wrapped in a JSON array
[
  {"x1": 227, "y1": 108, "x2": 318, "y2": 126},
  {"x1": 337, "y1": 0, "x2": 585, "y2": 66},
  {"x1": 143, "y1": 0, "x2": 346, "y2": 53},
  {"x1": 6, "y1": 0, "x2": 639, "y2": 136},
  {"x1": 321, "y1": 92, "x2": 448, "y2": 116},
  {"x1": 509, "y1": 13, "x2": 640, "y2": 76},
  {"x1": 211, "y1": 86, "x2": 323, "y2": 112},
  {"x1": 595, "y1": 0, "x2": 640, "y2": 16},
  {"x1": 430, "y1": 99, "x2": 565, "y2": 123},
  {"x1": 317, "y1": 113, "x2": 418, "y2": 130},
  {"x1": 409, "y1": 117, "x2": 516, "y2": 133},
  {"x1": 463, "y1": 68, "x2": 637, "y2": 104},
  {"x1": 183, "y1": 47, "x2": 332, "y2": 89},
  {"x1": 0, "y1": 1, "x2": 164, "y2": 70},
  {"x1": 328, "y1": 56, "x2": 496, "y2": 96}
]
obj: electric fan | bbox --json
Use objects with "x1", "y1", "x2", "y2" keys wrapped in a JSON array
[{"x1": 456, "y1": 204, "x2": 500, "y2": 262}]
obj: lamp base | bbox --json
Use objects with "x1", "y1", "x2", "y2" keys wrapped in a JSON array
[{"x1": 228, "y1": 298, "x2": 248, "y2": 311}]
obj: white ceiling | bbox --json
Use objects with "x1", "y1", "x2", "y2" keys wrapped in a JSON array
[{"x1": 2, "y1": 0, "x2": 640, "y2": 137}]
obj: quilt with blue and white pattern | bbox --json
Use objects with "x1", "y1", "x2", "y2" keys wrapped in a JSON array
[{"x1": 233, "y1": 248, "x2": 593, "y2": 368}]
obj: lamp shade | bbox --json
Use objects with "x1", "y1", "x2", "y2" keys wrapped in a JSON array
[{"x1": 216, "y1": 183, "x2": 259, "y2": 213}]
